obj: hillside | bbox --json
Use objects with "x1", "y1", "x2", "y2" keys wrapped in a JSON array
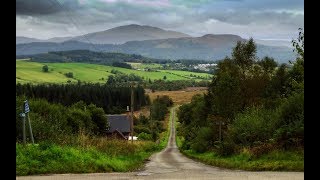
[
  {"x1": 18, "y1": 50, "x2": 153, "y2": 65},
  {"x1": 72, "y1": 24, "x2": 191, "y2": 44},
  {"x1": 16, "y1": 60, "x2": 212, "y2": 84}
]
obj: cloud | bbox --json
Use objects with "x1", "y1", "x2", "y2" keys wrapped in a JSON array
[
  {"x1": 16, "y1": 0, "x2": 81, "y2": 15},
  {"x1": 16, "y1": 0, "x2": 304, "y2": 40}
]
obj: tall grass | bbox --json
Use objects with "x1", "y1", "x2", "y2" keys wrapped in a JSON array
[{"x1": 16, "y1": 132, "x2": 160, "y2": 176}]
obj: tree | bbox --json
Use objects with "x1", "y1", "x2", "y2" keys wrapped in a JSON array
[
  {"x1": 258, "y1": 56, "x2": 278, "y2": 74},
  {"x1": 107, "y1": 75, "x2": 115, "y2": 85},
  {"x1": 163, "y1": 75, "x2": 167, "y2": 80},
  {"x1": 42, "y1": 65, "x2": 49, "y2": 72},
  {"x1": 232, "y1": 38, "x2": 257, "y2": 68},
  {"x1": 292, "y1": 28, "x2": 304, "y2": 61}
]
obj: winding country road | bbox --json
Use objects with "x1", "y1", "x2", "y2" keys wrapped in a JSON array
[{"x1": 17, "y1": 108, "x2": 304, "y2": 180}]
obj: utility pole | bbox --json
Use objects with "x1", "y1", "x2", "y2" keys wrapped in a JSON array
[{"x1": 130, "y1": 82, "x2": 134, "y2": 143}]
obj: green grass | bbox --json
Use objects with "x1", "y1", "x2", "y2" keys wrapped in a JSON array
[
  {"x1": 16, "y1": 141, "x2": 159, "y2": 176},
  {"x1": 16, "y1": 60, "x2": 212, "y2": 84},
  {"x1": 180, "y1": 149, "x2": 304, "y2": 171}
]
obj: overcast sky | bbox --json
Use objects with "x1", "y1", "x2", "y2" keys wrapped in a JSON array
[{"x1": 16, "y1": 0, "x2": 304, "y2": 41}]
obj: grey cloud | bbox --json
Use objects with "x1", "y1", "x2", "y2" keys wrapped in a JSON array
[
  {"x1": 16, "y1": 0, "x2": 81, "y2": 15},
  {"x1": 16, "y1": 0, "x2": 304, "y2": 40}
]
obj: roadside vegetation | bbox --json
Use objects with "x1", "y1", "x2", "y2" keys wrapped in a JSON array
[
  {"x1": 16, "y1": 140, "x2": 159, "y2": 176},
  {"x1": 16, "y1": 87, "x2": 173, "y2": 175},
  {"x1": 176, "y1": 29, "x2": 304, "y2": 171}
]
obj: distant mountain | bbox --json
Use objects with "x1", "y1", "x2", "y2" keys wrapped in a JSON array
[
  {"x1": 71, "y1": 24, "x2": 191, "y2": 44},
  {"x1": 16, "y1": 36, "x2": 74, "y2": 44},
  {"x1": 255, "y1": 39, "x2": 292, "y2": 48},
  {"x1": 47, "y1": 36, "x2": 74, "y2": 43},
  {"x1": 16, "y1": 36, "x2": 44, "y2": 44},
  {"x1": 16, "y1": 34, "x2": 295, "y2": 63}
]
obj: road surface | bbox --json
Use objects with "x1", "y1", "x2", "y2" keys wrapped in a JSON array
[{"x1": 17, "y1": 108, "x2": 304, "y2": 180}]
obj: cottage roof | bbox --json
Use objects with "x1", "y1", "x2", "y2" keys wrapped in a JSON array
[{"x1": 106, "y1": 115, "x2": 131, "y2": 133}]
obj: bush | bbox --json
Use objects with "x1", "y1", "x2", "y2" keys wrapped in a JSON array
[
  {"x1": 229, "y1": 107, "x2": 278, "y2": 147},
  {"x1": 138, "y1": 132, "x2": 153, "y2": 141},
  {"x1": 134, "y1": 125, "x2": 151, "y2": 134},
  {"x1": 190, "y1": 127, "x2": 214, "y2": 153},
  {"x1": 16, "y1": 96, "x2": 109, "y2": 143},
  {"x1": 249, "y1": 143, "x2": 277, "y2": 158},
  {"x1": 214, "y1": 140, "x2": 236, "y2": 156},
  {"x1": 64, "y1": 72, "x2": 73, "y2": 78},
  {"x1": 42, "y1": 65, "x2": 48, "y2": 72},
  {"x1": 274, "y1": 92, "x2": 304, "y2": 148}
]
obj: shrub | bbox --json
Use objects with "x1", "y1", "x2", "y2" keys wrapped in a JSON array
[
  {"x1": 42, "y1": 65, "x2": 48, "y2": 72},
  {"x1": 138, "y1": 132, "x2": 153, "y2": 141},
  {"x1": 274, "y1": 92, "x2": 304, "y2": 148},
  {"x1": 229, "y1": 107, "x2": 278, "y2": 147},
  {"x1": 249, "y1": 143, "x2": 277, "y2": 158},
  {"x1": 134, "y1": 125, "x2": 151, "y2": 134},
  {"x1": 64, "y1": 72, "x2": 73, "y2": 78},
  {"x1": 191, "y1": 127, "x2": 214, "y2": 153},
  {"x1": 214, "y1": 139, "x2": 236, "y2": 156}
]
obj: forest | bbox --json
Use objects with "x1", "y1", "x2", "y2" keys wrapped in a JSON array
[{"x1": 16, "y1": 83, "x2": 149, "y2": 114}]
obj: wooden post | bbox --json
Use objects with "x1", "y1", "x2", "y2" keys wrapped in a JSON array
[
  {"x1": 22, "y1": 112, "x2": 26, "y2": 146},
  {"x1": 27, "y1": 113, "x2": 34, "y2": 144}
]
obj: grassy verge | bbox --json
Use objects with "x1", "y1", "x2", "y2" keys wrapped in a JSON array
[
  {"x1": 180, "y1": 149, "x2": 304, "y2": 171},
  {"x1": 16, "y1": 139, "x2": 159, "y2": 176}
]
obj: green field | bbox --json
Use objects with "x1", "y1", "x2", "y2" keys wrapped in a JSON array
[{"x1": 16, "y1": 60, "x2": 212, "y2": 84}]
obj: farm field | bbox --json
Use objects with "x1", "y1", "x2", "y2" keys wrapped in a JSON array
[
  {"x1": 126, "y1": 62, "x2": 163, "y2": 70},
  {"x1": 146, "y1": 87, "x2": 208, "y2": 105},
  {"x1": 16, "y1": 60, "x2": 212, "y2": 84}
]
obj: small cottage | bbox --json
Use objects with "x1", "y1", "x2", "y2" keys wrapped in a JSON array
[{"x1": 106, "y1": 115, "x2": 131, "y2": 140}]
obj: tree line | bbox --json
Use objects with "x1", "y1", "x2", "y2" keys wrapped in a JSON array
[
  {"x1": 177, "y1": 29, "x2": 304, "y2": 156},
  {"x1": 16, "y1": 83, "x2": 150, "y2": 114}
]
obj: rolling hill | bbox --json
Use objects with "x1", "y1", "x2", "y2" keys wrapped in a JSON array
[{"x1": 16, "y1": 60, "x2": 212, "y2": 84}]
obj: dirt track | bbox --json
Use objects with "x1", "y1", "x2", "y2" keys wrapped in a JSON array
[{"x1": 17, "y1": 108, "x2": 304, "y2": 180}]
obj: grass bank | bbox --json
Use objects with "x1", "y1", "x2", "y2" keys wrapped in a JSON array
[
  {"x1": 180, "y1": 149, "x2": 303, "y2": 171},
  {"x1": 16, "y1": 140, "x2": 159, "y2": 176}
]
